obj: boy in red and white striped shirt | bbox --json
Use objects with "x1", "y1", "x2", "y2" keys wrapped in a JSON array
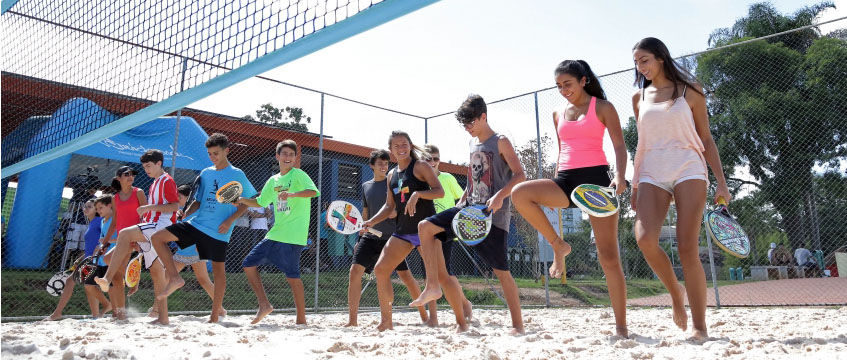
[{"x1": 95, "y1": 149, "x2": 179, "y2": 324}]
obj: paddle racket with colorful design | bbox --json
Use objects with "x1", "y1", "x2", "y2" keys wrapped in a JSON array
[
  {"x1": 451, "y1": 204, "x2": 492, "y2": 246},
  {"x1": 570, "y1": 184, "x2": 619, "y2": 217},
  {"x1": 326, "y1": 200, "x2": 383, "y2": 237},
  {"x1": 704, "y1": 197, "x2": 750, "y2": 258},
  {"x1": 124, "y1": 252, "x2": 143, "y2": 288},
  {"x1": 215, "y1": 181, "x2": 243, "y2": 203}
]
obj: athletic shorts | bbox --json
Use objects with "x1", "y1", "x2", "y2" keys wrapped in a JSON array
[
  {"x1": 84, "y1": 265, "x2": 109, "y2": 286},
  {"x1": 165, "y1": 222, "x2": 228, "y2": 263},
  {"x1": 392, "y1": 233, "x2": 421, "y2": 247},
  {"x1": 425, "y1": 207, "x2": 509, "y2": 271},
  {"x1": 135, "y1": 222, "x2": 163, "y2": 269},
  {"x1": 242, "y1": 239, "x2": 304, "y2": 279},
  {"x1": 352, "y1": 236, "x2": 409, "y2": 274},
  {"x1": 552, "y1": 165, "x2": 612, "y2": 208},
  {"x1": 638, "y1": 174, "x2": 707, "y2": 195}
]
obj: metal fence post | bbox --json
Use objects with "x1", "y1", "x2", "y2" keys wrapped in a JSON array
[
  {"x1": 424, "y1": 118, "x2": 428, "y2": 144},
  {"x1": 170, "y1": 58, "x2": 188, "y2": 175},
  {"x1": 533, "y1": 92, "x2": 550, "y2": 308},
  {"x1": 315, "y1": 93, "x2": 325, "y2": 313}
]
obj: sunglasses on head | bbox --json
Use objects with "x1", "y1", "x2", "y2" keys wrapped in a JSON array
[{"x1": 121, "y1": 172, "x2": 135, "y2": 177}]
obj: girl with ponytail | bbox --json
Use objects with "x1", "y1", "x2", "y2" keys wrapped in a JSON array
[{"x1": 512, "y1": 59, "x2": 629, "y2": 337}]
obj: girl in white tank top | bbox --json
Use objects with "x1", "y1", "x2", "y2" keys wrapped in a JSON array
[{"x1": 632, "y1": 37, "x2": 731, "y2": 341}]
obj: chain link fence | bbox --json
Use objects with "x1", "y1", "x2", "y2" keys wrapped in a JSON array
[{"x1": 3, "y1": 17, "x2": 847, "y2": 320}]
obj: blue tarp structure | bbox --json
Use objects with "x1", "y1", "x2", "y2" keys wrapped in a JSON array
[{"x1": 3, "y1": 98, "x2": 209, "y2": 268}]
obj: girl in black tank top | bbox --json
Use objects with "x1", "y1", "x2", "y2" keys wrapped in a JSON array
[{"x1": 390, "y1": 157, "x2": 436, "y2": 235}]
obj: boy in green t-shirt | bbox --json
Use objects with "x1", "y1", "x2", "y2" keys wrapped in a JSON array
[{"x1": 237, "y1": 140, "x2": 320, "y2": 325}]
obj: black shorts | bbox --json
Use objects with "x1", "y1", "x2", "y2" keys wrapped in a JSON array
[
  {"x1": 83, "y1": 265, "x2": 109, "y2": 286},
  {"x1": 552, "y1": 165, "x2": 612, "y2": 208},
  {"x1": 165, "y1": 222, "x2": 228, "y2": 262},
  {"x1": 352, "y1": 236, "x2": 409, "y2": 274},
  {"x1": 425, "y1": 208, "x2": 509, "y2": 271}
]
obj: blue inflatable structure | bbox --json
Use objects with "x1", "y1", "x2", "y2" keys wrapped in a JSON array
[{"x1": 3, "y1": 98, "x2": 210, "y2": 269}]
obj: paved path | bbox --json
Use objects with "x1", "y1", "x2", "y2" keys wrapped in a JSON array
[{"x1": 629, "y1": 277, "x2": 847, "y2": 306}]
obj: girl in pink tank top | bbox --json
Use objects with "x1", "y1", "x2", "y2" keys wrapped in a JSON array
[
  {"x1": 512, "y1": 60, "x2": 630, "y2": 337},
  {"x1": 631, "y1": 37, "x2": 731, "y2": 341}
]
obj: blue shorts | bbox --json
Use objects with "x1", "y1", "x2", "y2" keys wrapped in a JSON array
[{"x1": 242, "y1": 239, "x2": 304, "y2": 279}]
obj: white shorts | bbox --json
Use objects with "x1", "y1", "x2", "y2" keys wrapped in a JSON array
[
  {"x1": 136, "y1": 222, "x2": 165, "y2": 269},
  {"x1": 638, "y1": 174, "x2": 707, "y2": 195}
]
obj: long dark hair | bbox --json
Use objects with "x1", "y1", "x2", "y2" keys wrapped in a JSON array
[
  {"x1": 632, "y1": 37, "x2": 703, "y2": 98},
  {"x1": 388, "y1": 130, "x2": 424, "y2": 161},
  {"x1": 554, "y1": 60, "x2": 606, "y2": 100}
]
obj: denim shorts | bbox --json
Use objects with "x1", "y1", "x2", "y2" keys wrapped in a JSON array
[{"x1": 242, "y1": 239, "x2": 304, "y2": 278}]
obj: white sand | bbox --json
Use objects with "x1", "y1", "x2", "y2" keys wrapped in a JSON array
[{"x1": 2, "y1": 307, "x2": 846, "y2": 359}]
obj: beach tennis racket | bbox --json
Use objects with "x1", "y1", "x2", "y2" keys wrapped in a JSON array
[
  {"x1": 46, "y1": 253, "x2": 89, "y2": 296},
  {"x1": 215, "y1": 180, "x2": 243, "y2": 203},
  {"x1": 179, "y1": 175, "x2": 201, "y2": 220},
  {"x1": 570, "y1": 184, "x2": 619, "y2": 217},
  {"x1": 326, "y1": 200, "x2": 382, "y2": 237},
  {"x1": 72, "y1": 256, "x2": 98, "y2": 284},
  {"x1": 704, "y1": 197, "x2": 750, "y2": 258},
  {"x1": 125, "y1": 252, "x2": 143, "y2": 288},
  {"x1": 451, "y1": 204, "x2": 492, "y2": 246}
]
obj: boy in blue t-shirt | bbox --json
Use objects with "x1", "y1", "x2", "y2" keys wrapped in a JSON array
[{"x1": 151, "y1": 133, "x2": 257, "y2": 323}]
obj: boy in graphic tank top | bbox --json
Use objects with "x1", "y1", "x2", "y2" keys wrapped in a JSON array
[{"x1": 413, "y1": 95, "x2": 527, "y2": 334}]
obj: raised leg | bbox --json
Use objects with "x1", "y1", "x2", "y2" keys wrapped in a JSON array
[{"x1": 511, "y1": 180, "x2": 572, "y2": 278}]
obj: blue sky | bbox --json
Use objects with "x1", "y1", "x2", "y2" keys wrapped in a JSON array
[{"x1": 190, "y1": 0, "x2": 845, "y2": 168}]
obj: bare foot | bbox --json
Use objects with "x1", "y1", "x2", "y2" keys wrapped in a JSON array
[
  {"x1": 549, "y1": 238, "x2": 572, "y2": 278},
  {"x1": 251, "y1": 304, "x2": 274, "y2": 324},
  {"x1": 509, "y1": 326, "x2": 525, "y2": 336},
  {"x1": 149, "y1": 318, "x2": 169, "y2": 325},
  {"x1": 689, "y1": 329, "x2": 709, "y2": 341},
  {"x1": 156, "y1": 277, "x2": 185, "y2": 301},
  {"x1": 344, "y1": 321, "x2": 358, "y2": 327},
  {"x1": 377, "y1": 321, "x2": 393, "y2": 332},
  {"x1": 463, "y1": 299, "x2": 473, "y2": 321},
  {"x1": 41, "y1": 313, "x2": 62, "y2": 321},
  {"x1": 147, "y1": 307, "x2": 158, "y2": 318},
  {"x1": 671, "y1": 283, "x2": 688, "y2": 331},
  {"x1": 295, "y1": 317, "x2": 306, "y2": 325},
  {"x1": 616, "y1": 326, "x2": 629, "y2": 338},
  {"x1": 100, "y1": 304, "x2": 113, "y2": 317},
  {"x1": 113, "y1": 308, "x2": 127, "y2": 321},
  {"x1": 219, "y1": 308, "x2": 227, "y2": 317},
  {"x1": 410, "y1": 287, "x2": 442, "y2": 307},
  {"x1": 127, "y1": 284, "x2": 139, "y2": 297},
  {"x1": 424, "y1": 317, "x2": 439, "y2": 328},
  {"x1": 93, "y1": 277, "x2": 110, "y2": 292},
  {"x1": 208, "y1": 315, "x2": 220, "y2": 323},
  {"x1": 455, "y1": 322, "x2": 469, "y2": 333}
]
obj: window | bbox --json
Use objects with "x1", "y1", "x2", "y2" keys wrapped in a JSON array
[{"x1": 337, "y1": 163, "x2": 361, "y2": 199}]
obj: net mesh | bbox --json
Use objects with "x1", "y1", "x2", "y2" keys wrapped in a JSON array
[{"x1": 1, "y1": 0, "x2": 400, "y2": 172}]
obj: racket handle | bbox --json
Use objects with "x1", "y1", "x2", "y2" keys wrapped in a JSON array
[
  {"x1": 368, "y1": 228, "x2": 383, "y2": 238},
  {"x1": 716, "y1": 196, "x2": 728, "y2": 206}
]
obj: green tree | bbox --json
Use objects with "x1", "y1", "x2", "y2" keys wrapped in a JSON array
[
  {"x1": 696, "y1": 2, "x2": 847, "y2": 250},
  {"x1": 242, "y1": 103, "x2": 312, "y2": 132}
]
